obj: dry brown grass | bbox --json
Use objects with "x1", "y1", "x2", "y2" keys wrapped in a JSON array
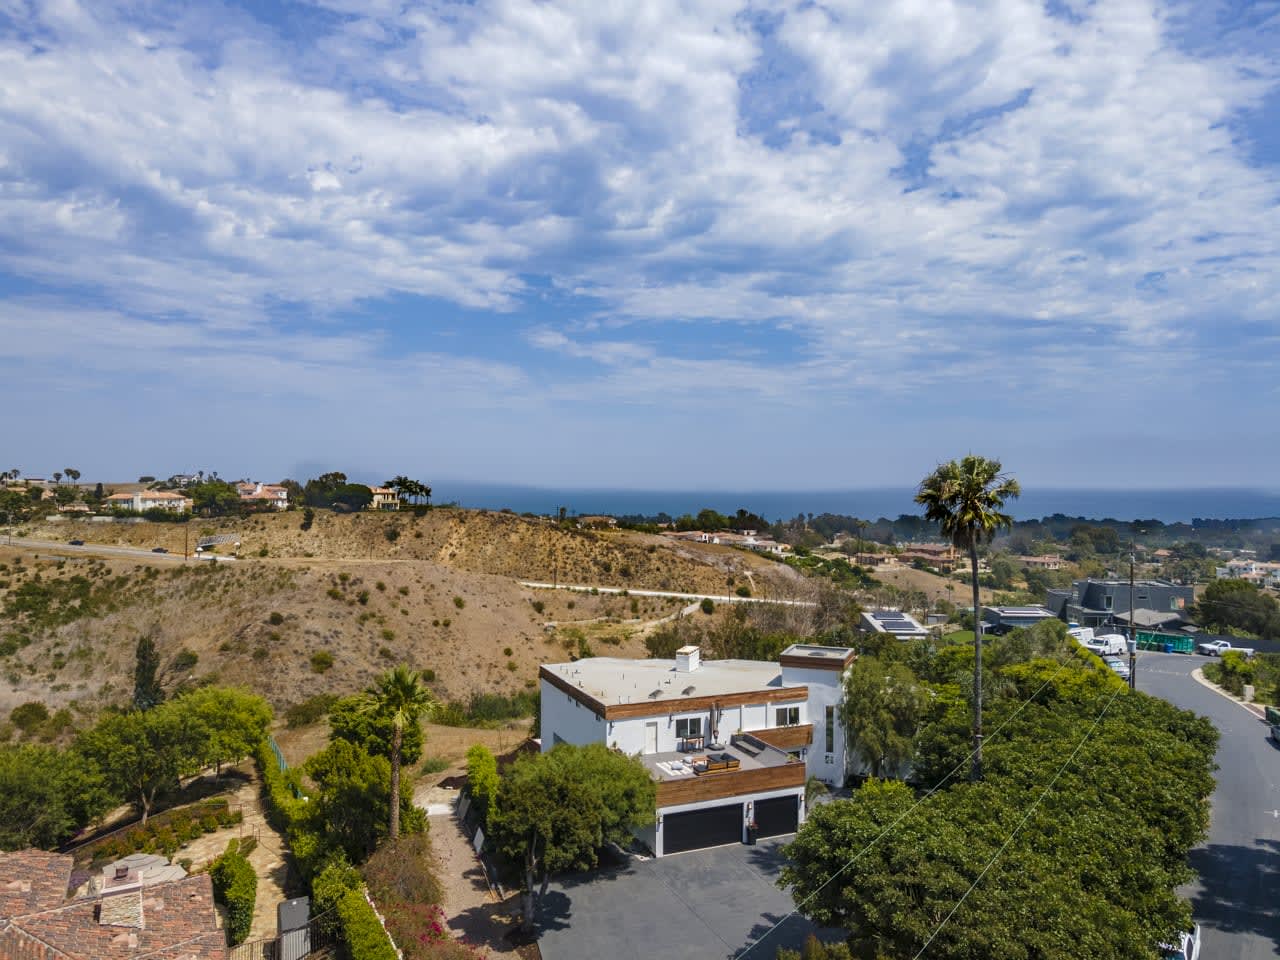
[{"x1": 1, "y1": 509, "x2": 807, "y2": 722}]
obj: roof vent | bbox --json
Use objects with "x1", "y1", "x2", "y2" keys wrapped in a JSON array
[{"x1": 675, "y1": 645, "x2": 701, "y2": 672}]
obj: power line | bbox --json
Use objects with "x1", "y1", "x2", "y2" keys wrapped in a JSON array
[
  {"x1": 733, "y1": 648, "x2": 1086, "y2": 959},
  {"x1": 909, "y1": 684, "x2": 1124, "y2": 959}
]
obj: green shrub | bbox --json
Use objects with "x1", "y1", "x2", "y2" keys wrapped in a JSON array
[
  {"x1": 452, "y1": 595, "x2": 465, "y2": 609},
  {"x1": 420, "y1": 756, "x2": 449, "y2": 775},
  {"x1": 700, "y1": 598, "x2": 715, "y2": 615},
  {"x1": 285, "y1": 693, "x2": 339, "y2": 728},
  {"x1": 310, "y1": 650, "x2": 335, "y2": 674},
  {"x1": 210, "y1": 842, "x2": 257, "y2": 946},
  {"x1": 466, "y1": 745, "x2": 499, "y2": 827},
  {"x1": 735, "y1": 585, "x2": 751, "y2": 598},
  {"x1": 337, "y1": 887, "x2": 397, "y2": 960},
  {"x1": 268, "y1": 611, "x2": 285, "y2": 626},
  {"x1": 503, "y1": 647, "x2": 513, "y2": 657},
  {"x1": 9, "y1": 701, "x2": 49, "y2": 734},
  {"x1": 531, "y1": 600, "x2": 545, "y2": 614}
]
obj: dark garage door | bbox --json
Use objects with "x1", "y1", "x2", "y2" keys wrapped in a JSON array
[
  {"x1": 664, "y1": 803, "x2": 742, "y2": 854},
  {"x1": 754, "y1": 795, "x2": 799, "y2": 839}
]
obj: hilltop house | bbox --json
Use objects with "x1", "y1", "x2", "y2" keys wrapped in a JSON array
[
  {"x1": 236, "y1": 481, "x2": 290, "y2": 510},
  {"x1": 0, "y1": 849, "x2": 225, "y2": 959},
  {"x1": 368, "y1": 487, "x2": 400, "y2": 511},
  {"x1": 102, "y1": 491, "x2": 193, "y2": 513},
  {"x1": 539, "y1": 643, "x2": 855, "y2": 856}
]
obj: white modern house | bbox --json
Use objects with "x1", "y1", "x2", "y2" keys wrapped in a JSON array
[
  {"x1": 102, "y1": 491, "x2": 193, "y2": 513},
  {"x1": 539, "y1": 643, "x2": 855, "y2": 856}
]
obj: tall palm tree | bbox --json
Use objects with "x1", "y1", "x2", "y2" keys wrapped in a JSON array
[
  {"x1": 915, "y1": 455, "x2": 1020, "y2": 781},
  {"x1": 366, "y1": 666, "x2": 436, "y2": 839}
]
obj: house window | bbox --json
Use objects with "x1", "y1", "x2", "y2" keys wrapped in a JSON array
[
  {"x1": 675, "y1": 717, "x2": 702, "y2": 740},
  {"x1": 824, "y1": 706, "x2": 834, "y2": 753},
  {"x1": 1103, "y1": 596, "x2": 1113, "y2": 610},
  {"x1": 775, "y1": 706, "x2": 800, "y2": 727}
]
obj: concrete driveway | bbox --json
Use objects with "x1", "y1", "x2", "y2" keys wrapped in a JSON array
[{"x1": 537, "y1": 838, "x2": 843, "y2": 960}]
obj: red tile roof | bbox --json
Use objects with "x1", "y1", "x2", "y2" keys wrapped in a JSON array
[{"x1": 0, "y1": 853, "x2": 225, "y2": 960}]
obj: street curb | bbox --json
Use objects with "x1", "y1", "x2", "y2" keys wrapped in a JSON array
[{"x1": 1189, "y1": 667, "x2": 1268, "y2": 720}]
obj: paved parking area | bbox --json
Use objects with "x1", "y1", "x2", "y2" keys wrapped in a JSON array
[{"x1": 537, "y1": 838, "x2": 843, "y2": 960}]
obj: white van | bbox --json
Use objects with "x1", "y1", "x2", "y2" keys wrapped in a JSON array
[{"x1": 1085, "y1": 633, "x2": 1128, "y2": 656}]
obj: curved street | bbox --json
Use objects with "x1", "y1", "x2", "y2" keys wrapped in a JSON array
[{"x1": 1136, "y1": 651, "x2": 1280, "y2": 960}]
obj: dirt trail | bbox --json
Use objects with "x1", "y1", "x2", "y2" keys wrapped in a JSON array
[{"x1": 429, "y1": 811, "x2": 522, "y2": 957}]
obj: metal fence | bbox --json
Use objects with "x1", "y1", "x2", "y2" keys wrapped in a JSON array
[{"x1": 227, "y1": 916, "x2": 339, "y2": 960}]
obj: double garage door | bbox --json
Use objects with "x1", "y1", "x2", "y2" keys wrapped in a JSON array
[{"x1": 663, "y1": 795, "x2": 799, "y2": 855}]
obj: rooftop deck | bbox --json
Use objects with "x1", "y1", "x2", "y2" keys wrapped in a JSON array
[{"x1": 642, "y1": 734, "x2": 807, "y2": 807}]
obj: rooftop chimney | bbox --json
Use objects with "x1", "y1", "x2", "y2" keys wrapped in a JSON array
[{"x1": 675, "y1": 645, "x2": 701, "y2": 672}]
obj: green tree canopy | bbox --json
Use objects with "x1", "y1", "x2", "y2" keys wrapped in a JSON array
[
  {"x1": 303, "y1": 738, "x2": 422, "y2": 863},
  {"x1": 0, "y1": 744, "x2": 112, "y2": 850},
  {"x1": 75, "y1": 704, "x2": 203, "y2": 823},
  {"x1": 133, "y1": 635, "x2": 165, "y2": 710},
  {"x1": 841, "y1": 657, "x2": 925, "y2": 779},
  {"x1": 492, "y1": 743, "x2": 656, "y2": 932},
  {"x1": 329, "y1": 693, "x2": 425, "y2": 765},
  {"x1": 177, "y1": 687, "x2": 272, "y2": 778},
  {"x1": 1194, "y1": 578, "x2": 1279, "y2": 639}
]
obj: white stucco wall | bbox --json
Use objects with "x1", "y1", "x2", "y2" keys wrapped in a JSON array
[
  {"x1": 781, "y1": 663, "x2": 848, "y2": 784},
  {"x1": 539, "y1": 679, "x2": 605, "y2": 751}
]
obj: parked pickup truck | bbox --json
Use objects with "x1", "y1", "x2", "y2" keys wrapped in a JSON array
[{"x1": 1197, "y1": 639, "x2": 1255, "y2": 658}]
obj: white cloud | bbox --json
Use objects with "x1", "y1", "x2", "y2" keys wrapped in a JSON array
[{"x1": 0, "y1": 0, "x2": 1278, "y2": 482}]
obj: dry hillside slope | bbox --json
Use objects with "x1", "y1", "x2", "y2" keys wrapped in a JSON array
[{"x1": 2, "y1": 508, "x2": 814, "y2": 719}]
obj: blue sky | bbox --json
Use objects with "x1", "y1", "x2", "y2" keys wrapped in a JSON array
[{"x1": 2, "y1": 0, "x2": 1278, "y2": 490}]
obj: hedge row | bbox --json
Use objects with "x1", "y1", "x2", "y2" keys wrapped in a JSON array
[
  {"x1": 88, "y1": 799, "x2": 242, "y2": 863},
  {"x1": 255, "y1": 743, "x2": 398, "y2": 959},
  {"x1": 313, "y1": 860, "x2": 397, "y2": 960},
  {"x1": 210, "y1": 840, "x2": 257, "y2": 946}
]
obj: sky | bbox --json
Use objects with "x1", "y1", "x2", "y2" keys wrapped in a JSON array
[{"x1": 2, "y1": 0, "x2": 1279, "y2": 491}]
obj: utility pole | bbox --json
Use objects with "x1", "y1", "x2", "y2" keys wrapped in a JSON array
[{"x1": 1128, "y1": 550, "x2": 1137, "y2": 690}]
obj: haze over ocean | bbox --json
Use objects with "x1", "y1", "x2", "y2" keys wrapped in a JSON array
[{"x1": 430, "y1": 485, "x2": 1280, "y2": 525}]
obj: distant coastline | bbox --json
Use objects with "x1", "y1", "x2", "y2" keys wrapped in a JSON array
[{"x1": 430, "y1": 483, "x2": 1280, "y2": 526}]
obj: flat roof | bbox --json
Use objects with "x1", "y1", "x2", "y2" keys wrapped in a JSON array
[
  {"x1": 541, "y1": 657, "x2": 784, "y2": 706},
  {"x1": 985, "y1": 606, "x2": 1055, "y2": 616},
  {"x1": 780, "y1": 643, "x2": 855, "y2": 661}
]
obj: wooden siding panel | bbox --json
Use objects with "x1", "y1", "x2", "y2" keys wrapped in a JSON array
[
  {"x1": 656, "y1": 762, "x2": 806, "y2": 807},
  {"x1": 779, "y1": 652, "x2": 855, "y2": 671},
  {"x1": 751, "y1": 724, "x2": 813, "y2": 750}
]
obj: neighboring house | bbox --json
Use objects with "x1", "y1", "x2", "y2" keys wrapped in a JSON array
[
  {"x1": 58, "y1": 503, "x2": 92, "y2": 514},
  {"x1": 660, "y1": 530, "x2": 790, "y2": 555},
  {"x1": 982, "y1": 605, "x2": 1058, "y2": 634},
  {"x1": 236, "y1": 482, "x2": 290, "y2": 510},
  {"x1": 897, "y1": 542, "x2": 961, "y2": 572},
  {"x1": 167, "y1": 474, "x2": 198, "y2": 488},
  {"x1": 539, "y1": 642, "x2": 856, "y2": 857},
  {"x1": 1045, "y1": 579, "x2": 1194, "y2": 631},
  {"x1": 860, "y1": 609, "x2": 930, "y2": 640},
  {"x1": 1215, "y1": 559, "x2": 1280, "y2": 589},
  {"x1": 575, "y1": 515, "x2": 617, "y2": 529},
  {"x1": 102, "y1": 491, "x2": 193, "y2": 513},
  {"x1": 0, "y1": 849, "x2": 225, "y2": 959},
  {"x1": 368, "y1": 487, "x2": 400, "y2": 511},
  {"x1": 1018, "y1": 555, "x2": 1063, "y2": 570}
]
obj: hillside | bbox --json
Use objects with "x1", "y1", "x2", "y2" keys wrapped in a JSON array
[
  {"x1": 28, "y1": 507, "x2": 806, "y2": 596},
  {"x1": 1, "y1": 509, "x2": 812, "y2": 720}
]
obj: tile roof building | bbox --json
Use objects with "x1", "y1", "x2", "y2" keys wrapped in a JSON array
[
  {"x1": 102, "y1": 491, "x2": 193, "y2": 514},
  {"x1": 0, "y1": 849, "x2": 225, "y2": 960}
]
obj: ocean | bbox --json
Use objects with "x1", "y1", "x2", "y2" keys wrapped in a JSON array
[{"x1": 429, "y1": 484, "x2": 1280, "y2": 525}]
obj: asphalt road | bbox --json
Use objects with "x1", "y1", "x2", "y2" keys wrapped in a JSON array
[
  {"x1": 1, "y1": 536, "x2": 236, "y2": 563},
  {"x1": 1136, "y1": 651, "x2": 1280, "y2": 960}
]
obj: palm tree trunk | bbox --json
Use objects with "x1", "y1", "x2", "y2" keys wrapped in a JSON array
[
  {"x1": 969, "y1": 540, "x2": 983, "y2": 782},
  {"x1": 389, "y1": 723, "x2": 402, "y2": 840}
]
